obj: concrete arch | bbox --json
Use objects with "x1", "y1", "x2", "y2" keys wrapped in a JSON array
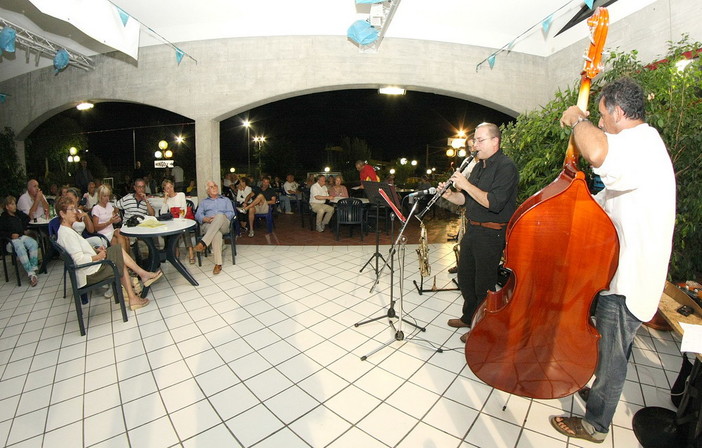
[{"x1": 1, "y1": 0, "x2": 699, "y2": 191}]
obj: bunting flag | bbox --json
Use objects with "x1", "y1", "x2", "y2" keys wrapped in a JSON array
[
  {"x1": 116, "y1": 6, "x2": 130, "y2": 26},
  {"x1": 175, "y1": 48, "x2": 185, "y2": 65},
  {"x1": 542, "y1": 15, "x2": 554, "y2": 35},
  {"x1": 476, "y1": 0, "x2": 588, "y2": 72},
  {"x1": 28, "y1": 0, "x2": 140, "y2": 60},
  {"x1": 585, "y1": 0, "x2": 595, "y2": 9},
  {"x1": 0, "y1": 93, "x2": 7, "y2": 103}
]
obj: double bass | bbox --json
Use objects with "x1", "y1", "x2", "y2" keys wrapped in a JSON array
[{"x1": 464, "y1": 8, "x2": 618, "y2": 399}]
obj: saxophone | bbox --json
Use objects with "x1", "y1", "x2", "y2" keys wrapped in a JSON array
[
  {"x1": 453, "y1": 211, "x2": 468, "y2": 267},
  {"x1": 417, "y1": 220, "x2": 431, "y2": 277}
]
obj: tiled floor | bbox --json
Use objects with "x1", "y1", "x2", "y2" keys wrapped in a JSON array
[{"x1": 0, "y1": 234, "x2": 684, "y2": 447}]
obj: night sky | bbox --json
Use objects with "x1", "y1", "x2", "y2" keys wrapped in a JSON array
[{"x1": 51, "y1": 89, "x2": 515, "y2": 174}]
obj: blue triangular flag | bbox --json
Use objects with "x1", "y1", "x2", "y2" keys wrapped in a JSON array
[
  {"x1": 116, "y1": 7, "x2": 130, "y2": 26},
  {"x1": 0, "y1": 94, "x2": 6, "y2": 103},
  {"x1": 507, "y1": 39, "x2": 516, "y2": 52},
  {"x1": 488, "y1": 54, "x2": 496, "y2": 69},
  {"x1": 176, "y1": 49, "x2": 185, "y2": 65},
  {"x1": 542, "y1": 15, "x2": 553, "y2": 35},
  {"x1": 585, "y1": 0, "x2": 595, "y2": 9}
]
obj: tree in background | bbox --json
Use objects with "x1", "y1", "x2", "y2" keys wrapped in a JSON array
[
  {"x1": 25, "y1": 115, "x2": 88, "y2": 187},
  {"x1": 0, "y1": 128, "x2": 27, "y2": 197},
  {"x1": 501, "y1": 36, "x2": 702, "y2": 280}
]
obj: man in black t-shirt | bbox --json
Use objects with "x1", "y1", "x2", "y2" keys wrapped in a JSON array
[{"x1": 439, "y1": 122, "x2": 519, "y2": 343}]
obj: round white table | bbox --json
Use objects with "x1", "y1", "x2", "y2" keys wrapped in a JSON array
[{"x1": 120, "y1": 218, "x2": 198, "y2": 296}]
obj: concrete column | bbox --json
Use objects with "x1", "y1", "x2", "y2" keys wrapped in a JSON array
[{"x1": 194, "y1": 118, "x2": 221, "y2": 195}]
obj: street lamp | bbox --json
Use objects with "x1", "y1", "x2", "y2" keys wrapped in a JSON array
[
  {"x1": 243, "y1": 119, "x2": 251, "y2": 175},
  {"x1": 253, "y1": 136, "x2": 266, "y2": 179}
]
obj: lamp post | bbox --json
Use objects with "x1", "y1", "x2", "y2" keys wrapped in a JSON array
[
  {"x1": 253, "y1": 136, "x2": 266, "y2": 179},
  {"x1": 243, "y1": 119, "x2": 251, "y2": 175}
]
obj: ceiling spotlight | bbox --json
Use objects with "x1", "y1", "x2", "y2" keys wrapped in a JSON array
[
  {"x1": 76, "y1": 102, "x2": 94, "y2": 111},
  {"x1": 378, "y1": 87, "x2": 406, "y2": 95}
]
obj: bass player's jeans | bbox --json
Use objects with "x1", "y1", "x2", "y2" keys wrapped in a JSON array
[{"x1": 585, "y1": 293, "x2": 642, "y2": 434}]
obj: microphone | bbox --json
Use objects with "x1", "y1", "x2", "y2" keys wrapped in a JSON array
[{"x1": 408, "y1": 187, "x2": 437, "y2": 198}]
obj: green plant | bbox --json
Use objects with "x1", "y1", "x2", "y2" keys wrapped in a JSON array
[
  {"x1": 0, "y1": 127, "x2": 27, "y2": 197},
  {"x1": 501, "y1": 36, "x2": 702, "y2": 280}
]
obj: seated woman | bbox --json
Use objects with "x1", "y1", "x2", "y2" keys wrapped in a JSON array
[
  {"x1": 0, "y1": 196, "x2": 40, "y2": 286},
  {"x1": 185, "y1": 180, "x2": 197, "y2": 196},
  {"x1": 55, "y1": 196, "x2": 162, "y2": 310},
  {"x1": 91, "y1": 184, "x2": 122, "y2": 246},
  {"x1": 235, "y1": 177, "x2": 254, "y2": 231},
  {"x1": 161, "y1": 179, "x2": 195, "y2": 264},
  {"x1": 328, "y1": 174, "x2": 349, "y2": 199}
]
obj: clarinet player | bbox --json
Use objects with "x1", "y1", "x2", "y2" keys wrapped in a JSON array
[{"x1": 438, "y1": 122, "x2": 519, "y2": 343}]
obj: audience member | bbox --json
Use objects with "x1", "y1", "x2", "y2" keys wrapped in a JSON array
[
  {"x1": 280, "y1": 174, "x2": 300, "y2": 214},
  {"x1": 355, "y1": 160, "x2": 380, "y2": 183},
  {"x1": 82, "y1": 181, "x2": 98, "y2": 211},
  {"x1": 0, "y1": 195, "x2": 39, "y2": 286},
  {"x1": 115, "y1": 178, "x2": 155, "y2": 220},
  {"x1": 240, "y1": 176, "x2": 277, "y2": 237},
  {"x1": 74, "y1": 160, "x2": 94, "y2": 194},
  {"x1": 55, "y1": 196, "x2": 161, "y2": 310},
  {"x1": 328, "y1": 174, "x2": 349, "y2": 198},
  {"x1": 91, "y1": 184, "x2": 122, "y2": 245},
  {"x1": 309, "y1": 174, "x2": 334, "y2": 232},
  {"x1": 194, "y1": 181, "x2": 235, "y2": 275},
  {"x1": 161, "y1": 179, "x2": 195, "y2": 264},
  {"x1": 185, "y1": 180, "x2": 197, "y2": 196},
  {"x1": 172, "y1": 164, "x2": 184, "y2": 191},
  {"x1": 133, "y1": 161, "x2": 146, "y2": 180},
  {"x1": 17, "y1": 179, "x2": 49, "y2": 220}
]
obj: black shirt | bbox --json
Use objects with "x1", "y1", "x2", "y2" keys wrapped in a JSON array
[
  {"x1": 0, "y1": 210, "x2": 30, "y2": 239},
  {"x1": 464, "y1": 149, "x2": 518, "y2": 223}
]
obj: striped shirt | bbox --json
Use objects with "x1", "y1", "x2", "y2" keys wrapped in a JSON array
[{"x1": 115, "y1": 194, "x2": 151, "y2": 219}]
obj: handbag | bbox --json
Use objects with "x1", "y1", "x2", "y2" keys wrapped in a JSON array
[{"x1": 185, "y1": 206, "x2": 195, "y2": 220}]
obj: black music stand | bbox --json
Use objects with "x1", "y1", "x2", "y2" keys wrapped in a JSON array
[{"x1": 360, "y1": 181, "x2": 399, "y2": 275}]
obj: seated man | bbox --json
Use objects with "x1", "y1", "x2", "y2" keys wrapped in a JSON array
[
  {"x1": 240, "y1": 176, "x2": 277, "y2": 237},
  {"x1": 280, "y1": 174, "x2": 299, "y2": 215},
  {"x1": 309, "y1": 174, "x2": 334, "y2": 232},
  {"x1": 114, "y1": 178, "x2": 155, "y2": 253},
  {"x1": 194, "y1": 181, "x2": 235, "y2": 275},
  {"x1": 17, "y1": 179, "x2": 50, "y2": 220}
]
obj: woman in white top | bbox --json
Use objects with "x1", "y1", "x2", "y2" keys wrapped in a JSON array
[
  {"x1": 55, "y1": 196, "x2": 162, "y2": 310},
  {"x1": 235, "y1": 177, "x2": 253, "y2": 207},
  {"x1": 161, "y1": 179, "x2": 195, "y2": 263},
  {"x1": 91, "y1": 184, "x2": 122, "y2": 244}
]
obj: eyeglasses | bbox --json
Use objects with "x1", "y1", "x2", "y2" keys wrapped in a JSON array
[
  {"x1": 472, "y1": 137, "x2": 495, "y2": 145},
  {"x1": 134, "y1": 184, "x2": 146, "y2": 189},
  {"x1": 66, "y1": 207, "x2": 77, "y2": 212}
]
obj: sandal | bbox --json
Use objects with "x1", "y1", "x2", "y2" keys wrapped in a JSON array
[
  {"x1": 142, "y1": 271, "x2": 163, "y2": 287},
  {"x1": 129, "y1": 298, "x2": 150, "y2": 311},
  {"x1": 550, "y1": 416, "x2": 605, "y2": 443},
  {"x1": 29, "y1": 274, "x2": 38, "y2": 287}
]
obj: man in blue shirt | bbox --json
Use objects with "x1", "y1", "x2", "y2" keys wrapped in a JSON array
[{"x1": 194, "y1": 181, "x2": 235, "y2": 275}]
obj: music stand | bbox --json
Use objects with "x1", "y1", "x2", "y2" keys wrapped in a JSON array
[{"x1": 360, "y1": 181, "x2": 400, "y2": 275}]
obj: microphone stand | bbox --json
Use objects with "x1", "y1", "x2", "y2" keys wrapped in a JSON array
[{"x1": 356, "y1": 199, "x2": 426, "y2": 361}]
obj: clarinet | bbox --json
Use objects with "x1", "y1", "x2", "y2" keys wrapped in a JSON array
[{"x1": 417, "y1": 151, "x2": 477, "y2": 219}]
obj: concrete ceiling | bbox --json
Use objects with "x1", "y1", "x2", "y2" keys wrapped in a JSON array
[{"x1": 0, "y1": 0, "x2": 654, "y2": 83}]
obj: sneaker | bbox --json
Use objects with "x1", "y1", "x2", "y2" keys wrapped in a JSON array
[
  {"x1": 248, "y1": 230, "x2": 254, "y2": 238},
  {"x1": 29, "y1": 274, "x2": 38, "y2": 287},
  {"x1": 285, "y1": 211, "x2": 294, "y2": 215},
  {"x1": 316, "y1": 224, "x2": 324, "y2": 232},
  {"x1": 104, "y1": 287, "x2": 114, "y2": 299}
]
